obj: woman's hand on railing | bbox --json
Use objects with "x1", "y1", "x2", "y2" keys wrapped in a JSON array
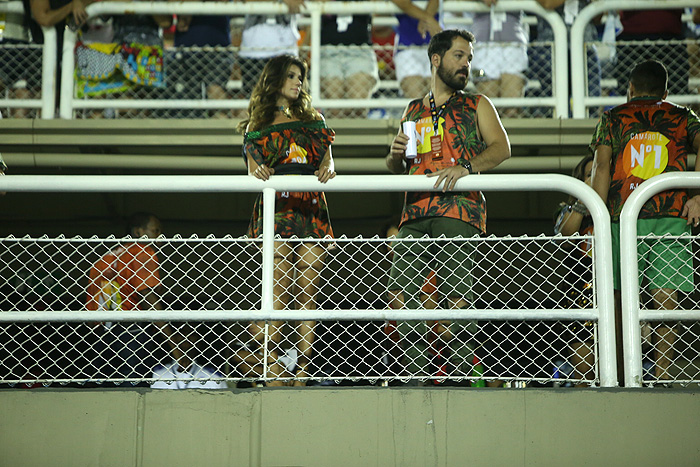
[
  {"x1": 252, "y1": 164, "x2": 275, "y2": 181},
  {"x1": 315, "y1": 167, "x2": 336, "y2": 184}
]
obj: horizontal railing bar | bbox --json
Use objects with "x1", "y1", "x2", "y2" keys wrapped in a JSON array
[
  {"x1": 0, "y1": 234, "x2": 588, "y2": 242},
  {"x1": 638, "y1": 311, "x2": 700, "y2": 321},
  {"x1": 0, "y1": 174, "x2": 599, "y2": 200},
  {"x1": 0, "y1": 310, "x2": 599, "y2": 322}
]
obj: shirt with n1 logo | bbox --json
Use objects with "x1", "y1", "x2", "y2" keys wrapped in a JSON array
[{"x1": 591, "y1": 98, "x2": 700, "y2": 220}]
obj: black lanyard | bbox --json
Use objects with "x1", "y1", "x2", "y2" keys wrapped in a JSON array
[{"x1": 428, "y1": 91, "x2": 456, "y2": 135}]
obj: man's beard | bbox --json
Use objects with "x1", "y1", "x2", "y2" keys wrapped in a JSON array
[{"x1": 437, "y1": 62, "x2": 468, "y2": 91}]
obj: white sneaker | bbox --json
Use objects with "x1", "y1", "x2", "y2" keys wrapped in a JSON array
[{"x1": 151, "y1": 360, "x2": 227, "y2": 390}]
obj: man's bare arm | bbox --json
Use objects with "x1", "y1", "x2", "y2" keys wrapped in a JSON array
[
  {"x1": 471, "y1": 95, "x2": 511, "y2": 172},
  {"x1": 591, "y1": 145, "x2": 612, "y2": 204}
]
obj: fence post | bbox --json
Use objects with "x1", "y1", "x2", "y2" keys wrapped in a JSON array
[{"x1": 40, "y1": 27, "x2": 57, "y2": 119}]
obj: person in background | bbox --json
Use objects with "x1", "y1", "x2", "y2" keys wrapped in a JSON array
[
  {"x1": 237, "y1": 54, "x2": 335, "y2": 386},
  {"x1": 614, "y1": 8, "x2": 688, "y2": 98},
  {"x1": 532, "y1": 0, "x2": 602, "y2": 117},
  {"x1": 0, "y1": 0, "x2": 43, "y2": 118},
  {"x1": 390, "y1": 0, "x2": 442, "y2": 99},
  {"x1": 86, "y1": 213, "x2": 193, "y2": 386},
  {"x1": 320, "y1": 0, "x2": 379, "y2": 118},
  {"x1": 470, "y1": 1, "x2": 528, "y2": 118},
  {"x1": 238, "y1": 0, "x2": 304, "y2": 99},
  {"x1": 168, "y1": 1, "x2": 233, "y2": 119},
  {"x1": 29, "y1": 0, "x2": 91, "y2": 114},
  {"x1": 590, "y1": 60, "x2": 700, "y2": 386},
  {"x1": 553, "y1": 154, "x2": 596, "y2": 386}
]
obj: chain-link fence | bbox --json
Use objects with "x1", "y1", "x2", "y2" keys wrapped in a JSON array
[
  {"x1": 632, "y1": 233, "x2": 700, "y2": 387},
  {"x1": 0, "y1": 233, "x2": 605, "y2": 388},
  {"x1": 619, "y1": 173, "x2": 700, "y2": 388},
  {"x1": 0, "y1": 42, "x2": 43, "y2": 119},
  {"x1": 571, "y1": 2, "x2": 700, "y2": 118},
  {"x1": 57, "y1": 1, "x2": 573, "y2": 119}
]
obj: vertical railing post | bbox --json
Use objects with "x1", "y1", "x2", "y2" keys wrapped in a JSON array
[
  {"x1": 261, "y1": 187, "x2": 276, "y2": 379},
  {"x1": 59, "y1": 28, "x2": 78, "y2": 119},
  {"x1": 620, "y1": 173, "x2": 700, "y2": 387},
  {"x1": 309, "y1": 7, "x2": 322, "y2": 105},
  {"x1": 40, "y1": 27, "x2": 57, "y2": 119},
  {"x1": 590, "y1": 201, "x2": 617, "y2": 387}
]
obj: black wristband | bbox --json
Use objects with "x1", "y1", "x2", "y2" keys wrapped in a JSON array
[{"x1": 460, "y1": 160, "x2": 472, "y2": 174}]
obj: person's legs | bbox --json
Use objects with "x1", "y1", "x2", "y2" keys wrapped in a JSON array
[
  {"x1": 260, "y1": 241, "x2": 294, "y2": 386},
  {"x1": 645, "y1": 217, "x2": 693, "y2": 382},
  {"x1": 650, "y1": 288, "x2": 677, "y2": 380},
  {"x1": 207, "y1": 84, "x2": 229, "y2": 118},
  {"x1": 395, "y1": 48, "x2": 430, "y2": 99},
  {"x1": 400, "y1": 76, "x2": 429, "y2": 100},
  {"x1": 499, "y1": 72, "x2": 525, "y2": 118},
  {"x1": 11, "y1": 87, "x2": 31, "y2": 119},
  {"x1": 388, "y1": 220, "x2": 432, "y2": 376},
  {"x1": 570, "y1": 340, "x2": 595, "y2": 386},
  {"x1": 321, "y1": 77, "x2": 346, "y2": 119},
  {"x1": 293, "y1": 242, "x2": 327, "y2": 386},
  {"x1": 345, "y1": 71, "x2": 377, "y2": 118},
  {"x1": 475, "y1": 79, "x2": 500, "y2": 98},
  {"x1": 434, "y1": 218, "x2": 479, "y2": 377},
  {"x1": 342, "y1": 46, "x2": 379, "y2": 117}
]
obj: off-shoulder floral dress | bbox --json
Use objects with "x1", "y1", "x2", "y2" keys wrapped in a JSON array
[{"x1": 244, "y1": 120, "x2": 335, "y2": 238}]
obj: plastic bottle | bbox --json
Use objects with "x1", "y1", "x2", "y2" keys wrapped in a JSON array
[{"x1": 470, "y1": 355, "x2": 485, "y2": 387}]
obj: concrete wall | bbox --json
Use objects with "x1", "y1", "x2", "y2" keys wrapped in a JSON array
[{"x1": 1, "y1": 387, "x2": 699, "y2": 466}]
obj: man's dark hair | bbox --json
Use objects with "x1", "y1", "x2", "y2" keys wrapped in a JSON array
[
  {"x1": 128, "y1": 212, "x2": 157, "y2": 234},
  {"x1": 629, "y1": 60, "x2": 667, "y2": 97},
  {"x1": 427, "y1": 29, "x2": 475, "y2": 65}
]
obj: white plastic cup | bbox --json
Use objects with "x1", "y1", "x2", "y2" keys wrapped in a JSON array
[{"x1": 402, "y1": 121, "x2": 417, "y2": 159}]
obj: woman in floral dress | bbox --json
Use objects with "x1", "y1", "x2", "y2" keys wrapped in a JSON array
[{"x1": 237, "y1": 54, "x2": 335, "y2": 386}]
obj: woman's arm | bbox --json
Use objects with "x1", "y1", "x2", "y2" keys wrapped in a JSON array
[
  {"x1": 556, "y1": 203, "x2": 588, "y2": 236},
  {"x1": 247, "y1": 153, "x2": 275, "y2": 181},
  {"x1": 315, "y1": 147, "x2": 335, "y2": 183}
]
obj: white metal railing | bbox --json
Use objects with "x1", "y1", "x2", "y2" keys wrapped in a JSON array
[
  {"x1": 0, "y1": 173, "x2": 617, "y2": 386},
  {"x1": 571, "y1": 0, "x2": 700, "y2": 119},
  {"x1": 0, "y1": 1, "x2": 56, "y2": 119},
  {"x1": 620, "y1": 172, "x2": 700, "y2": 387},
  {"x1": 58, "y1": 0, "x2": 569, "y2": 119}
]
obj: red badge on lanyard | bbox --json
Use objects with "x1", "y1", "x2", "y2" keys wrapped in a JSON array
[
  {"x1": 428, "y1": 91, "x2": 455, "y2": 161},
  {"x1": 430, "y1": 135, "x2": 442, "y2": 160}
]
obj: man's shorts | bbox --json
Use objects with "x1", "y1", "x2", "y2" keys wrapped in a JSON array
[
  {"x1": 394, "y1": 47, "x2": 431, "y2": 83},
  {"x1": 320, "y1": 45, "x2": 379, "y2": 85},
  {"x1": 611, "y1": 218, "x2": 693, "y2": 292},
  {"x1": 472, "y1": 42, "x2": 528, "y2": 81},
  {"x1": 388, "y1": 217, "x2": 480, "y2": 303}
]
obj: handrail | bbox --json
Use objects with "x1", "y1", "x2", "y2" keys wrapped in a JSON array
[
  {"x1": 570, "y1": 0, "x2": 700, "y2": 119},
  {"x1": 0, "y1": 1, "x2": 56, "y2": 119},
  {"x1": 619, "y1": 172, "x2": 700, "y2": 387},
  {"x1": 0, "y1": 173, "x2": 617, "y2": 386},
  {"x1": 59, "y1": 0, "x2": 569, "y2": 118}
]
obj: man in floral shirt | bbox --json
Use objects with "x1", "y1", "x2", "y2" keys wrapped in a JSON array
[
  {"x1": 591, "y1": 60, "x2": 700, "y2": 385},
  {"x1": 385, "y1": 29, "x2": 510, "y2": 379}
]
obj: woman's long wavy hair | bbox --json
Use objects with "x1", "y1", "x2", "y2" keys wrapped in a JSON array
[
  {"x1": 237, "y1": 55, "x2": 319, "y2": 134},
  {"x1": 565, "y1": 153, "x2": 595, "y2": 204}
]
